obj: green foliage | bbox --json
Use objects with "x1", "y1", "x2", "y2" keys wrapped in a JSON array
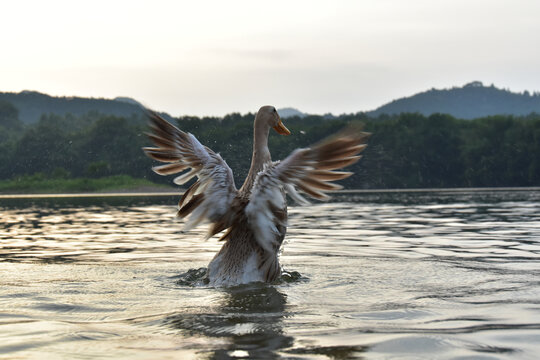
[
  {"x1": 358, "y1": 113, "x2": 463, "y2": 188},
  {"x1": 0, "y1": 174, "x2": 162, "y2": 193},
  {"x1": 459, "y1": 115, "x2": 540, "y2": 186},
  {"x1": 0, "y1": 100, "x2": 22, "y2": 130},
  {"x1": 86, "y1": 161, "x2": 110, "y2": 178},
  {"x1": 0, "y1": 103, "x2": 539, "y2": 193},
  {"x1": 51, "y1": 167, "x2": 71, "y2": 179},
  {"x1": 0, "y1": 100, "x2": 24, "y2": 147},
  {"x1": 355, "y1": 113, "x2": 540, "y2": 188}
]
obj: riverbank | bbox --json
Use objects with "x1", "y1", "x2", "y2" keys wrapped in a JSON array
[
  {"x1": 0, "y1": 175, "x2": 174, "y2": 195},
  {"x1": 2, "y1": 184, "x2": 538, "y2": 199}
]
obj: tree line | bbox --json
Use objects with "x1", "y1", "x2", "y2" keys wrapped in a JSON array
[{"x1": 1, "y1": 99, "x2": 539, "y2": 190}]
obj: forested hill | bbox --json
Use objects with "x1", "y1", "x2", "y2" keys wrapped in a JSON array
[
  {"x1": 0, "y1": 90, "x2": 310, "y2": 124},
  {"x1": 369, "y1": 82, "x2": 540, "y2": 119},
  {"x1": 0, "y1": 91, "x2": 145, "y2": 124},
  {"x1": 1, "y1": 99, "x2": 539, "y2": 191},
  {"x1": 4, "y1": 82, "x2": 540, "y2": 123}
]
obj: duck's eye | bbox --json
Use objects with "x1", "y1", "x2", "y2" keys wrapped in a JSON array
[{"x1": 273, "y1": 107, "x2": 277, "y2": 113}]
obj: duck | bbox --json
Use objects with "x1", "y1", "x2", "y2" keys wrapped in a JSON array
[{"x1": 143, "y1": 106, "x2": 368, "y2": 286}]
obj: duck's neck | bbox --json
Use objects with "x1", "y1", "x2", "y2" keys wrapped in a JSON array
[{"x1": 240, "y1": 121, "x2": 271, "y2": 193}]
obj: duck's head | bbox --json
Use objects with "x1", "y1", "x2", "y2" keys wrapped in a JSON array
[{"x1": 256, "y1": 105, "x2": 291, "y2": 136}]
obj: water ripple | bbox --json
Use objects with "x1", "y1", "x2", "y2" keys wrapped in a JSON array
[{"x1": 0, "y1": 190, "x2": 539, "y2": 358}]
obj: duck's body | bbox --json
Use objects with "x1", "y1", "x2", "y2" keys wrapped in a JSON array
[
  {"x1": 207, "y1": 188, "x2": 287, "y2": 286},
  {"x1": 144, "y1": 106, "x2": 367, "y2": 286}
]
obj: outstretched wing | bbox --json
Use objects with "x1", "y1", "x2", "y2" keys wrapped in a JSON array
[
  {"x1": 143, "y1": 111, "x2": 237, "y2": 233},
  {"x1": 245, "y1": 129, "x2": 369, "y2": 252}
]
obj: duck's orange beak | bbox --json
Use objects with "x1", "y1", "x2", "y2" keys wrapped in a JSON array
[{"x1": 273, "y1": 119, "x2": 291, "y2": 136}]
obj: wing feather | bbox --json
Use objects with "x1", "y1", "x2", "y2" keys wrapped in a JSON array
[
  {"x1": 311, "y1": 170, "x2": 353, "y2": 181},
  {"x1": 152, "y1": 163, "x2": 189, "y2": 175},
  {"x1": 143, "y1": 111, "x2": 237, "y2": 234},
  {"x1": 245, "y1": 128, "x2": 369, "y2": 252},
  {"x1": 318, "y1": 156, "x2": 362, "y2": 170}
]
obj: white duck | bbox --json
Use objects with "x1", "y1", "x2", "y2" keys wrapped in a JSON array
[{"x1": 143, "y1": 106, "x2": 368, "y2": 286}]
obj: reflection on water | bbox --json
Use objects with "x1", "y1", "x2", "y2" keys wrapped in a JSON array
[
  {"x1": 165, "y1": 285, "x2": 294, "y2": 359},
  {"x1": 1, "y1": 189, "x2": 540, "y2": 359}
]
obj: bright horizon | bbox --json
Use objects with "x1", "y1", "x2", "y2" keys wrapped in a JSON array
[{"x1": 2, "y1": 0, "x2": 540, "y2": 117}]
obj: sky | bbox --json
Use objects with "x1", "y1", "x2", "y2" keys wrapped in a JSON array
[{"x1": 2, "y1": 0, "x2": 540, "y2": 116}]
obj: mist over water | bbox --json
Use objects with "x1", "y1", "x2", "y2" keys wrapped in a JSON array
[{"x1": 1, "y1": 189, "x2": 539, "y2": 359}]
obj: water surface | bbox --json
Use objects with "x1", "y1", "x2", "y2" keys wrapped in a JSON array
[{"x1": 1, "y1": 189, "x2": 540, "y2": 359}]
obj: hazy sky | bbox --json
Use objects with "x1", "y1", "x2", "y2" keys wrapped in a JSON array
[{"x1": 2, "y1": 0, "x2": 539, "y2": 116}]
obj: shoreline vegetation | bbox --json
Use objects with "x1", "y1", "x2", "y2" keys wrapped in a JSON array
[
  {"x1": 1, "y1": 98, "x2": 539, "y2": 192},
  {"x1": 0, "y1": 184, "x2": 540, "y2": 197},
  {"x1": 0, "y1": 174, "x2": 174, "y2": 195},
  {"x1": 0, "y1": 172, "x2": 538, "y2": 197}
]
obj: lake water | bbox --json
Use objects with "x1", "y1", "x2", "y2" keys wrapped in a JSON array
[{"x1": 1, "y1": 189, "x2": 540, "y2": 359}]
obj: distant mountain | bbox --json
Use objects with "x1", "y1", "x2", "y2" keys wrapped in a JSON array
[
  {"x1": 0, "y1": 91, "x2": 145, "y2": 124},
  {"x1": 1, "y1": 90, "x2": 307, "y2": 124},
  {"x1": 4, "y1": 82, "x2": 540, "y2": 124},
  {"x1": 113, "y1": 96, "x2": 144, "y2": 107},
  {"x1": 277, "y1": 107, "x2": 307, "y2": 118},
  {"x1": 369, "y1": 82, "x2": 540, "y2": 119}
]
